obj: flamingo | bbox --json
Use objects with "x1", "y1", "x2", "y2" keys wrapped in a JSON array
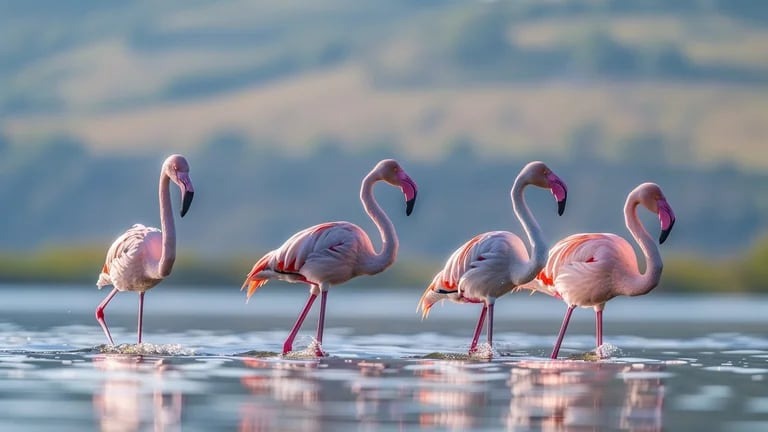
[
  {"x1": 418, "y1": 161, "x2": 568, "y2": 355},
  {"x1": 95, "y1": 154, "x2": 194, "y2": 345},
  {"x1": 242, "y1": 159, "x2": 418, "y2": 356},
  {"x1": 525, "y1": 182, "x2": 676, "y2": 359}
]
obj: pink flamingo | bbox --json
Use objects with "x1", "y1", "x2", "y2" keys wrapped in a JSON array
[
  {"x1": 242, "y1": 159, "x2": 418, "y2": 356},
  {"x1": 527, "y1": 182, "x2": 676, "y2": 359},
  {"x1": 418, "y1": 161, "x2": 568, "y2": 355},
  {"x1": 95, "y1": 154, "x2": 194, "y2": 345}
]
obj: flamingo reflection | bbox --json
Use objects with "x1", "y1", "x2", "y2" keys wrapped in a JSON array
[
  {"x1": 506, "y1": 361, "x2": 664, "y2": 431},
  {"x1": 619, "y1": 366, "x2": 665, "y2": 432},
  {"x1": 239, "y1": 359, "x2": 321, "y2": 432},
  {"x1": 413, "y1": 361, "x2": 489, "y2": 430},
  {"x1": 92, "y1": 355, "x2": 182, "y2": 432}
]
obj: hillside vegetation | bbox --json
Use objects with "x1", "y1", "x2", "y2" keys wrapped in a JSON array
[
  {"x1": 2, "y1": 0, "x2": 768, "y2": 168},
  {"x1": 0, "y1": 1, "x2": 767, "y2": 291}
]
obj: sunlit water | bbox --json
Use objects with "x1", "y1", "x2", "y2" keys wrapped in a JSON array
[{"x1": 1, "y1": 284, "x2": 767, "y2": 431}]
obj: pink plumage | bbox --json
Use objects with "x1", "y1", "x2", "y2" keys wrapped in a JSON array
[
  {"x1": 524, "y1": 182, "x2": 677, "y2": 359},
  {"x1": 418, "y1": 161, "x2": 568, "y2": 355},
  {"x1": 95, "y1": 154, "x2": 194, "y2": 345},
  {"x1": 242, "y1": 159, "x2": 418, "y2": 356}
]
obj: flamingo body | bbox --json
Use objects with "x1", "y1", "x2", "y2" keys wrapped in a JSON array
[
  {"x1": 418, "y1": 161, "x2": 568, "y2": 355},
  {"x1": 243, "y1": 159, "x2": 418, "y2": 356},
  {"x1": 244, "y1": 221, "x2": 377, "y2": 297},
  {"x1": 95, "y1": 154, "x2": 194, "y2": 346},
  {"x1": 421, "y1": 231, "x2": 529, "y2": 308},
  {"x1": 535, "y1": 233, "x2": 639, "y2": 308},
  {"x1": 98, "y1": 225, "x2": 163, "y2": 292},
  {"x1": 526, "y1": 182, "x2": 676, "y2": 359}
]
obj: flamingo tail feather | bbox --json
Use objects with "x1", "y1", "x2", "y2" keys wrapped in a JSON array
[{"x1": 242, "y1": 255, "x2": 272, "y2": 300}]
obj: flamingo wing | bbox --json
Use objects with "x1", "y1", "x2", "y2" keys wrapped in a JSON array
[
  {"x1": 418, "y1": 231, "x2": 527, "y2": 318},
  {"x1": 243, "y1": 221, "x2": 371, "y2": 299},
  {"x1": 97, "y1": 224, "x2": 161, "y2": 290},
  {"x1": 530, "y1": 233, "x2": 638, "y2": 306}
]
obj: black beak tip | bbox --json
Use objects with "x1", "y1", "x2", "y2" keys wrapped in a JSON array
[
  {"x1": 557, "y1": 199, "x2": 567, "y2": 216},
  {"x1": 659, "y1": 218, "x2": 675, "y2": 244},
  {"x1": 405, "y1": 198, "x2": 416, "y2": 216},
  {"x1": 180, "y1": 191, "x2": 194, "y2": 218},
  {"x1": 659, "y1": 230, "x2": 669, "y2": 244}
]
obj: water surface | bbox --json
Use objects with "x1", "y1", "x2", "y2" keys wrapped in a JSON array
[{"x1": 1, "y1": 284, "x2": 767, "y2": 431}]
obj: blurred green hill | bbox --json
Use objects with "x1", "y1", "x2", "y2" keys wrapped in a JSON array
[
  {"x1": 0, "y1": 140, "x2": 767, "y2": 291},
  {"x1": 0, "y1": 0, "x2": 767, "y2": 290},
  {"x1": 2, "y1": 0, "x2": 768, "y2": 168}
]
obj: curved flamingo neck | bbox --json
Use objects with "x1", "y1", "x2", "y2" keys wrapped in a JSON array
[
  {"x1": 622, "y1": 195, "x2": 662, "y2": 296},
  {"x1": 157, "y1": 172, "x2": 176, "y2": 278},
  {"x1": 511, "y1": 176, "x2": 548, "y2": 285},
  {"x1": 358, "y1": 171, "x2": 398, "y2": 275}
]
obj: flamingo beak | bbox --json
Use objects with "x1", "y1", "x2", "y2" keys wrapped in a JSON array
[
  {"x1": 658, "y1": 199, "x2": 675, "y2": 244},
  {"x1": 547, "y1": 173, "x2": 568, "y2": 216},
  {"x1": 399, "y1": 172, "x2": 418, "y2": 216},
  {"x1": 659, "y1": 219, "x2": 674, "y2": 244},
  {"x1": 181, "y1": 191, "x2": 194, "y2": 218},
  {"x1": 178, "y1": 174, "x2": 195, "y2": 218}
]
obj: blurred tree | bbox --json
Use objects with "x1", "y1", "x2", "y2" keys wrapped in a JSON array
[
  {"x1": 737, "y1": 236, "x2": 768, "y2": 292},
  {"x1": 567, "y1": 122, "x2": 603, "y2": 162},
  {"x1": 639, "y1": 43, "x2": 691, "y2": 77},
  {"x1": 198, "y1": 130, "x2": 249, "y2": 165},
  {"x1": 443, "y1": 7, "x2": 515, "y2": 69},
  {"x1": 443, "y1": 136, "x2": 478, "y2": 163},
  {"x1": 569, "y1": 30, "x2": 637, "y2": 76},
  {"x1": 0, "y1": 131, "x2": 9, "y2": 157},
  {"x1": 618, "y1": 132, "x2": 667, "y2": 166}
]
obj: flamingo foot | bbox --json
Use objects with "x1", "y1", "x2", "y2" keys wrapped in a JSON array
[
  {"x1": 282, "y1": 341, "x2": 293, "y2": 356},
  {"x1": 468, "y1": 343, "x2": 495, "y2": 359},
  {"x1": 309, "y1": 339, "x2": 326, "y2": 357}
]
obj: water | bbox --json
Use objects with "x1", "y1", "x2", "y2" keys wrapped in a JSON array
[{"x1": 1, "y1": 284, "x2": 767, "y2": 431}]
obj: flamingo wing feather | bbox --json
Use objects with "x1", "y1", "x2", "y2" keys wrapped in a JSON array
[
  {"x1": 525, "y1": 233, "x2": 638, "y2": 305},
  {"x1": 97, "y1": 224, "x2": 160, "y2": 290},
  {"x1": 242, "y1": 222, "x2": 369, "y2": 300},
  {"x1": 418, "y1": 231, "x2": 527, "y2": 318}
]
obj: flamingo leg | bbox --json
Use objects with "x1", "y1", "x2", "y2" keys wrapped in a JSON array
[
  {"x1": 95, "y1": 288, "x2": 119, "y2": 345},
  {"x1": 550, "y1": 305, "x2": 576, "y2": 359},
  {"x1": 487, "y1": 301, "x2": 495, "y2": 347},
  {"x1": 315, "y1": 290, "x2": 328, "y2": 356},
  {"x1": 468, "y1": 305, "x2": 488, "y2": 354},
  {"x1": 595, "y1": 309, "x2": 603, "y2": 348},
  {"x1": 282, "y1": 293, "x2": 317, "y2": 355},
  {"x1": 137, "y1": 292, "x2": 145, "y2": 344}
]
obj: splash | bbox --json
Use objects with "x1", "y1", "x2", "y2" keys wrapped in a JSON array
[
  {"x1": 421, "y1": 352, "x2": 472, "y2": 361},
  {"x1": 96, "y1": 343, "x2": 195, "y2": 356},
  {"x1": 596, "y1": 343, "x2": 622, "y2": 359},
  {"x1": 283, "y1": 339, "x2": 327, "y2": 359},
  {"x1": 469, "y1": 343, "x2": 498, "y2": 360},
  {"x1": 566, "y1": 343, "x2": 623, "y2": 361},
  {"x1": 241, "y1": 350, "x2": 280, "y2": 358}
]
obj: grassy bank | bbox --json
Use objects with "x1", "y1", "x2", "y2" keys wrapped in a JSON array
[{"x1": 1, "y1": 239, "x2": 767, "y2": 293}]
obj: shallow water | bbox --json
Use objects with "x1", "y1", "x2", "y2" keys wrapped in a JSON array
[{"x1": 1, "y1": 284, "x2": 767, "y2": 431}]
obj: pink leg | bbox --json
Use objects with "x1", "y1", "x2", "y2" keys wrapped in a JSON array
[
  {"x1": 487, "y1": 302, "x2": 495, "y2": 347},
  {"x1": 282, "y1": 293, "x2": 317, "y2": 355},
  {"x1": 550, "y1": 305, "x2": 576, "y2": 359},
  {"x1": 314, "y1": 291, "x2": 328, "y2": 356},
  {"x1": 137, "y1": 292, "x2": 145, "y2": 344},
  {"x1": 95, "y1": 288, "x2": 119, "y2": 345},
  {"x1": 468, "y1": 305, "x2": 488, "y2": 354},
  {"x1": 595, "y1": 309, "x2": 603, "y2": 348}
]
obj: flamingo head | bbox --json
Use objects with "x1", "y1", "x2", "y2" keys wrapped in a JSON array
[
  {"x1": 163, "y1": 154, "x2": 195, "y2": 218},
  {"x1": 523, "y1": 161, "x2": 568, "y2": 216},
  {"x1": 375, "y1": 159, "x2": 418, "y2": 216},
  {"x1": 636, "y1": 182, "x2": 676, "y2": 244}
]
